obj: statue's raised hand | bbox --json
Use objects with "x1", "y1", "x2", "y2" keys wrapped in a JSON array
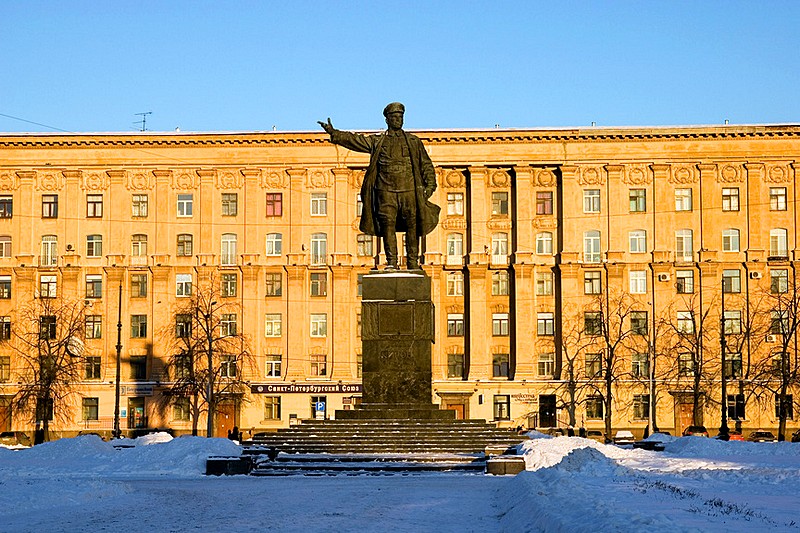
[{"x1": 318, "y1": 118, "x2": 335, "y2": 135}]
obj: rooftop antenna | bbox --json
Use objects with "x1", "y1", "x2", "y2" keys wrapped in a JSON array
[{"x1": 133, "y1": 111, "x2": 152, "y2": 132}]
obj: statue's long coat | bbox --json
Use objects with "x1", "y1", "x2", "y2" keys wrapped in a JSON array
[{"x1": 329, "y1": 129, "x2": 439, "y2": 237}]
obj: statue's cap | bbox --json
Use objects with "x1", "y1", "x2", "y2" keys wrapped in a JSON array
[{"x1": 383, "y1": 102, "x2": 405, "y2": 116}]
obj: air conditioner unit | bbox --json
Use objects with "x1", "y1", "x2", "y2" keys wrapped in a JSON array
[
  {"x1": 657, "y1": 273, "x2": 671, "y2": 282},
  {"x1": 750, "y1": 271, "x2": 762, "y2": 279},
  {"x1": 766, "y1": 334, "x2": 778, "y2": 343}
]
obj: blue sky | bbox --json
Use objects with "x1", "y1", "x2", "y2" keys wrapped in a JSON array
[{"x1": 1, "y1": 1, "x2": 798, "y2": 133}]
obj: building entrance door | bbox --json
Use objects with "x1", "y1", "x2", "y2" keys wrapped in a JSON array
[
  {"x1": 128, "y1": 397, "x2": 145, "y2": 429},
  {"x1": 215, "y1": 403, "x2": 236, "y2": 438},
  {"x1": 539, "y1": 395, "x2": 557, "y2": 428},
  {"x1": 677, "y1": 402, "x2": 694, "y2": 435}
]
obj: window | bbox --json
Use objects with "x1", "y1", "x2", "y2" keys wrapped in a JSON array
[
  {"x1": 629, "y1": 271, "x2": 647, "y2": 294},
  {"x1": 40, "y1": 315, "x2": 57, "y2": 340},
  {"x1": 357, "y1": 274, "x2": 365, "y2": 297},
  {"x1": 585, "y1": 352, "x2": 602, "y2": 377},
  {"x1": 85, "y1": 274, "x2": 102, "y2": 299},
  {"x1": 723, "y1": 269, "x2": 741, "y2": 293},
  {"x1": 265, "y1": 314, "x2": 282, "y2": 337},
  {"x1": 265, "y1": 233, "x2": 282, "y2": 256},
  {"x1": 537, "y1": 312, "x2": 554, "y2": 336},
  {"x1": 220, "y1": 355, "x2": 237, "y2": 378},
  {"x1": 221, "y1": 193, "x2": 238, "y2": 216},
  {"x1": 266, "y1": 193, "x2": 283, "y2": 216},
  {"x1": 538, "y1": 352, "x2": 554, "y2": 376},
  {"x1": 536, "y1": 191, "x2": 553, "y2": 215},
  {"x1": 770, "y1": 187, "x2": 787, "y2": 211},
  {"x1": 586, "y1": 397, "x2": 603, "y2": 419},
  {"x1": 85, "y1": 356, "x2": 101, "y2": 379},
  {"x1": 447, "y1": 313, "x2": 464, "y2": 336},
  {"x1": 221, "y1": 233, "x2": 237, "y2": 265},
  {"x1": 631, "y1": 353, "x2": 649, "y2": 378},
  {"x1": 220, "y1": 314, "x2": 237, "y2": 337},
  {"x1": 493, "y1": 354, "x2": 510, "y2": 378},
  {"x1": 536, "y1": 272, "x2": 553, "y2": 295},
  {"x1": 177, "y1": 234, "x2": 193, "y2": 256},
  {"x1": 721, "y1": 187, "x2": 739, "y2": 211},
  {"x1": 492, "y1": 192, "x2": 509, "y2": 216},
  {"x1": 584, "y1": 271, "x2": 602, "y2": 295},
  {"x1": 39, "y1": 275, "x2": 57, "y2": 298},
  {"x1": 264, "y1": 397, "x2": 281, "y2": 419},
  {"x1": 536, "y1": 232, "x2": 553, "y2": 254},
  {"x1": 130, "y1": 356, "x2": 147, "y2": 380},
  {"x1": 357, "y1": 353, "x2": 363, "y2": 378},
  {"x1": 492, "y1": 270, "x2": 509, "y2": 296},
  {"x1": 675, "y1": 188, "x2": 692, "y2": 211},
  {"x1": 676, "y1": 270, "x2": 694, "y2": 293},
  {"x1": 176, "y1": 273, "x2": 192, "y2": 297},
  {"x1": 446, "y1": 233, "x2": 463, "y2": 264},
  {"x1": 447, "y1": 353, "x2": 464, "y2": 379},
  {"x1": 0, "y1": 355, "x2": 9, "y2": 381},
  {"x1": 310, "y1": 272, "x2": 327, "y2": 297},
  {"x1": 446, "y1": 271, "x2": 464, "y2": 296},
  {"x1": 0, "y1": 236, "x2": 10, "y2": 258},
  {"x1": 0, "y1": 317, "x2": 10, "y2": 340},
  {"x1": 675, "y1": 229, "x2": 693, "y2": 262},
  {"x1": 84, "y1": 234, "x2": 102, "y2": 258},
  {"x1": 173, "y1": 398, "x2": 191, "y2": 421},
  {"x1": 221, "y1": 273, "x2": 237, "y2": 297},
  {"x1": 85, "y1": 315, "x2": 102, "y2": 339},
  {"x1": 132, "y1": 194, "x2": 148, "y2": 218},
  {"x1": 583, "y1": 231, "x2": 601, "y2": 263},
  {"x1": 310, "y1": 233, "x2": 327, "y2": 265},
  {"x1": 311, "y1": 192, "x2": 327, "y2": 215},
  {"x1": 265, "y1": 355, "x2": 282, "y2": 377},
  {"x1": 131, "y1": 315, "x2": 147, "y2": 338},
  {"x1": 722, "y1": 229, "x2": 740, "y2": 252},
  {"x1": 776, "y1": 394, "x2": 794, "y2": 420},
  {"x1": 633, "y1": 395, "x2": 649, "y2": 420},
  {"x1": 82, "y1": 398, "x2": 99, "y2": 421},
  {"x1": 769, "y1": 228, "x2": 788, "y2": 258},
  {"x1": 725, "y1": 352, "x2": 742, "y2": 379},
  {"x1": 492, "y1": 313, "x2": 509, "y2": 336},
  {"x1": 727, "y1": 393, "x2": 745, "y2": 420},
  {"x1": 493, "y1": 395, "x2": 511, "y2": 420},
  {"x1": 175, "y1": 314, "x2": 192, "y2": 338},
  {"x1": 357, "y1": 234, "x2": 374, "y2": 256},
  {"x1": 177, "y1": 194, "x2": 193, "y2": 217},
  {"x1": 131, "y1": 234, "x2": 147, "y2": 257},
  {"x1": 629, "y1": 189, "x2": 646, "y2": 212},
  {"x1": 583, "y1": 189, "x2": 600, "y2": 213},
  {"x1": 630, "y1": 311, "x2": 648, "y2": 335},
  {"x1": 491, "y1": 232, "x2": 508, "y2": 260},
  {"x1": 310, "y1": 314, "x2": 327, "y2": 337},
  {"x1": 356, "y1": 193, "x2": 363, "y2": 216},
  {"x1": 86, "y1": 194, "x2": 103, "y2": 217},
  {"x1": 771, "y1": 310, "x2": 788, "y2": 335},
  {"x1": 42, "y1": 194, "x2": 58, "y2": 218},
  {"x1": 584, "y1": 312, "x2": 602, "y2": 336},
  {"x1": 131, "y1": 274, "x2": 147, "y2": 298},
  {"x1": 0, "y1": 196, "x2": 12, "y2": 218},
  {"x1": 447, "y1": 192, "x2": 464, "y2": 216},
  {"x1": 771, "y1": 269, "x2": 788, "y2": 294},
  {"x1": 311, "y1": 354, "x2": 327, "y2": 376},
  {"x1": 629, "y1": 230, "x2": 647, "y2": 253},
  {"x1": 41, "y1": 235, "x2": 57, "y2": 266},
  {"x1": 677, "y1": 311, "x2": 694, "y2": 334},
  {"x1": 0, "y1": 275, "x2": 10, "y2": 299},
  {"x1": 723, "y1": 310, "x2": 742, "y2": 335},
  {"x1": 265, "y1": 273, "x2": 282, "y2": 297}
]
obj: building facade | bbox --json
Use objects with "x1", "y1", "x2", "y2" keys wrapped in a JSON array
[{"x1": 0, "y1": 124, "x2": 799, "y2": 439}]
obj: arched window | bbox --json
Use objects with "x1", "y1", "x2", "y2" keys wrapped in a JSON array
[
  {"x1": 311, "y1": 233, "x2": 327, "y2": 265},
  {"x1": 221, "y1": 233, "x2": 237, "y2": 265},
  {"x1": 629, "y1": 230, "x2": 647, "y2": 253},
  {"x1": 722, "y1": 229, "x2": 740, "y2": 252}
]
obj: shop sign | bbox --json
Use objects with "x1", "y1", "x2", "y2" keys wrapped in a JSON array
[
  {"x1": 250, "y1": 383, "x2": 363, "y2": 394},
  {"x1": 511, "y1": 393, "x2": 538, "y2": 403},
  {"x1": 121, "y1": 385, "x2": 154, "y2": 396}
]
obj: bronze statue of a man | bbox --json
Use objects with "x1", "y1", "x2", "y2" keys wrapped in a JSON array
[{"x1": 319, "y1": 102, "x2": 439, "y2": 270}]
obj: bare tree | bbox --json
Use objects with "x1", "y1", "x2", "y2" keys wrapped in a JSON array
[
  {"x1": 9, "y1": 296, "x2": 88, "y2": 441},
  {"x1": 159, "y1": 272, "x2": 253, "y2": 437}
]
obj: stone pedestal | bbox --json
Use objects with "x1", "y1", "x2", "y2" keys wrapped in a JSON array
[{"x1": 336, "y1": 272, "x2": 454, "y2": 420}]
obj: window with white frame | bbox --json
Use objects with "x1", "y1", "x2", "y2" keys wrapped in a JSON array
[
  {"x1": 492, "y1": 191, "x2": 509, "y2": 216},
  {"x1": 447, "y1": 192, "x2": 464, "y2": 216},
  {"x1": 676, "y1": 270, "x2": 694, "y2": 293},
  {"x1": 492, "y1": 313, "x2": 509, "y2": 336},
  {"x1": 724, "y1": 310, "x2": 742, "y2": 335},
  {"x1": 265, "y1": 355, "x2": 282, "y2": 377},
  {"x1": 265, "y1": 233, "x2": 282, "y2": 256},
  {"x1": 675, "y1": 229, "x2": 693, "y2": 261},
  {"x1": 585, "y1": 353, "x2": 602, "y2": 378},
  {"x1": 537, "y1": 312, "x2": 554, "y2": 336},
  {"x1": 584, "y1": 271, "x2": 602, "y2": 294},
  {"x1": 631, "y1": 352, "x2": 649, "y2": 378},
  {"x1": 770, "y1": 228, "x2": 788, "y2": 258},
  {"x1": 221, "y1": 314, "x2": 237, "y2": 336},
  {"x1": 630, "y1": 311, "x2": 648, "y2": 335},
  {"x1": 493, "y1": 394, "x2": 511, "y2": 420},
  {"x1": 132, "y1": 194, "x2": 148, "y2": 217},
  {"x1": 677, "y1": 311, "x2": 694, "y2": 334},
  {"x1": 586, "y1": 396, "x2": 603, "y2": 419},
  {"x1": 492, "y1": 270, "x2": 509, "y2": 296},
  {"x1": 583, "y1": 230, "x2": 601, "y2": 263},
  {"x1": 310, "y1": 272, "x2": 327, "y2": 297},
  {"x1": 221, "y1": 233, "x2": 237, "y2": 265},
  {"x1": 629, "y1": 270, "x2": 647, "y2": 294},
  {"x1": 310, "y1": 233, "x2": 327, "y2": 265},
  {"x1": 356, "y1": 234, "x2": 373, "y2": 256},
  {"x1": 722, "y1": 187, "x2": 739, "y2": 211},
  {"x1": 85, "y1": 274, "x2": 102, "y2": 298},
  {"x1": 86, "y1": 235, "x2": 102, "y2": 258},
  {"x1": 629, "y1": 189, "x2": 646, "y2": 212},
  {"x1": 0, "y1": 235, "x2": 10, "y2": 258},
  {"x1": 265, "y1": 273, "x2": 282, "y2": 296},
  {"x1": 177, "y1": 194, "x2": 193, "y2": 217},
  {"x1": 131, "y1": 274, "x2": 147, "y2": 298},
  {"x1": 675, "y1": 188, "x2": 692, "y2": 211},
  {"x1": 221, "y1": 273, "x2": 237, "y2": 297},
  {"x1": 264, "y1": 314, "x2": 282, "y2": 337},
  {"x1": 86, "y1": 194, "x2": 103, "y2": 217},
  {"x1": 176, "y1": 234, "x2": 193, "y2": 257},
  {"x1": 629, "y1": 230, "x2": 647, "y2": 253},
  {"x1": 221, "y1": 193, "x2": 238, "y2": 216},
  {"x1": 446, "y1": 271, "x2": 464, "y2": 296},
  {"x1": 310, "y1": 192, "x2": 327, "y2": 216},
  {"x1": 722, "y1": 229, "x2": 740, "y2": 252},
  {"x1": 131, "y1": 234, "x2": 147, "y2": 256},
  {"x1": 536, "y1": 232, "x2": 553, "y2": 254},
  {"x1": 770, "y1": 187, "x2": 787, "y2": 211},
  {"x1": 39, "y1": 274, "x2": 57, "y2": 298},
  {"x1": 536, "y1": 272, "x2": 553, "y2": 295},
  {"x1": 723, "y1": 269, "x2": 741, "y2": 293},
  {"x1": 771, "y1": 269, "x2": 789, "y2": 294},
  {"x1": 355, "y1": 193, "x2": 363, "y2": 216},
  {"x1": 447, "y1": 353, "x2": 464, "y2": 379},
  {"x1": 310, "y1": 313, "x2": 327, "y2": 337},
  {"x1": 176, "y1": 274, "x2": 192, "y2": 297},
  {"x1": 446, "y1": 233, "x2": 463, "y2": 264},
  {"x1": 583, "y1": 189, "x2": 600, "y2": 213},
  {"x1": 538, "y1": 352, "x2": 554, "y2": 376},
  {"x1": 491, "y1": 232, "x2": 508, "y2": 261},
  {"x1": 41, "y1": 235, "x2": 57, "y2": 266},
  {"x1": 220, "y1": 355, "x2": 237, "y2": 378},
  {"x1": 0, "y1": 276, "x2": 10, "y2": 299},
  {"x1": 310, "y1": 354, "x2": 327, "y2": 376},
  {"x1": 264, "y1": 396, "x2": 281, "y2": 419},
  {"x1": 447, "y1": 313, "x2": 464, "y2": 336}
]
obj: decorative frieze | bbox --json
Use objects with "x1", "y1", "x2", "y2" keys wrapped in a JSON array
[
  {"x1": 36, "y1": 170, "x2": 64, "y2": 191},
  {"x1": 668, "y1": 164, "x2": 698, "y2": 185},
  {"x1": 261, "y1": 168, "x2": 290, "y2": 189},
  {"x1": 307, "y1": 169, "x2": 332, "y2": 189},
  {"x1": 718, "y1": 163, "x2": 745, "y2": 183},
  {"x1": 0, "y1": 171, "x2": 19, "y2": 191},
  {"x1": 81, "y1": 171, "x2": 109, "y2": 191},
  {"x1": 621, "y1": 164, "x2": 653, "y2": 185},
  {"x1": 173, "y1": 171, "x2": 198, "y2": 190},
  {"x1": 764, "y1": 162, "x2": 792, "y2": 183},
  {"x1": 441, "y1": 169, "x2": 466, "y2": 189},
  {"x1": 577, "y1": 165, "x2": 605, "y2": 186},
  {"x1": 216, "y1": 169, "x2": 243, "y2": 190}
]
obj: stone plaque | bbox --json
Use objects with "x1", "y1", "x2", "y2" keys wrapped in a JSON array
[{"x1": 379, "y1": 303, "x2": 414, "y2": 336}]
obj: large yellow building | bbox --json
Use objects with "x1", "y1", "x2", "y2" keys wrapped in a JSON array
[{"x1": 1, "y1": 124, "x2": 799, "y2": 439}]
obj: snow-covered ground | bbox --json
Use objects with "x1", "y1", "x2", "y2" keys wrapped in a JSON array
[{"x1": 1, "y1": 432, "x2": 799, "y2": 532}]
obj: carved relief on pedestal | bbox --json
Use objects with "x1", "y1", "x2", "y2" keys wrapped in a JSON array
[
  {"x1": 307, "y1": 169, "x2": 332, "y2": 189},
  {"x1": 0, "y1": 171, "x2": 19, "y2": 191},
  {"x1": 764, "y1": 162, "x2": 792, "y2": 184},
  {"x1": 216, "y1": 170, "x2": 243, "y2": 190},
  {"x1": 718, "y1": 163, "x2": 745, "y2": 183},
  {"x1": 36, "y1": 171, "x2": 64, "y2": 191},
  {"x1": 621, "y1": 164, "x2": 653, "y2": 186},
  {"x1": 261, "y1": 168, "x2": 290, "y2": 189},
  {"x1": 441, "y1": 169, "x2": 466, "y2": 189},
  {"x1": 172, "y1": 170, "x2": 199, "y2": 190},
  {"x1": 577, "y1": 165, "x2": 605, "y2": 186},
  {"x1": 667, "y1": 164, "x2": 698, "y2": 185},
  {"x1": 535, "y1": 168, "x2": 556, "y2": 187},
  {"x1": 488, "y1": 169, "x2": 510, "y2": 188},
  {"x1": 81, "y1": 171, "x2": 109, "y2": 191}
]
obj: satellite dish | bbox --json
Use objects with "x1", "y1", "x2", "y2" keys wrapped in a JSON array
[{"x1": 67, "y1": 336, "x2": 85, "y2": 357}]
